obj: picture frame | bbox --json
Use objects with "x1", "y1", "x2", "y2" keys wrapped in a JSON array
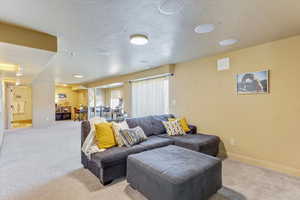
[
  {"x1": 237, "y1": 70, "x2": 269, "y2": 94},
  {"x1": 57, "y1": 93, "x2": 67, "y2": 99}
]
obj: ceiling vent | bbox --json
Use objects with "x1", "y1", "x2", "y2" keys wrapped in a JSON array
[{"x1": 217, "y1": 57, "x2": 230, "y2": 71}]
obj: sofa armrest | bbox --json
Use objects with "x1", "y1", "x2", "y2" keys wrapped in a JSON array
[{"x1": 187, "y1": 125, "x2": 197, "y2": 134}]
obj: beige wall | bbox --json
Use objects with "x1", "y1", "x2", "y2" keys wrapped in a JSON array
[
  {"x1": 55, "y1": 87, "x2": 79, "y2": 108},
  {"x1": 86, "y1": 65, "x2": 173, "y2": 88},
  {"x1": 12, "y1": 86, "x2": 32, "y2": 121},
  {"x1": 174, "y1": 35, "x2": 300, "y2": 177},
  {"x1": 77, "y1": 90, "x2": 88, "y2": 106},
  {"x1": 55, "y1": 87, "x2": 88, "y2": 107},
  {"x1": 0, "y1": 22, "x2": 57, "y2": 52}
]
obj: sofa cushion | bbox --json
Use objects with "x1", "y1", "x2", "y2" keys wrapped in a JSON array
[
  {"x1": 91, "y1": 147, "x2": 129, "y2": 168},
  {"x1": 126, "y1": 114, "x2": 175, "y2": 136},
  {"x1": 91, "y1": 136, "x2": 174, "y2": 168},
  {"x1": 126, "y1": 116, "x2": 154, "y2": 136},
  {"x1": 139, "y1": 136, "x2": 174, "y2": 150},
  {"x1": 158, "y1": 133, "x2": 220, "y2": 156}
]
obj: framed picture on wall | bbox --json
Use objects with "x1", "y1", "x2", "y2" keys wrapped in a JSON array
[
  {"x1": 237, "y1": 70, "x2": 269, "y2": 94},
  {"x1": 57, "y1": 93, "x2": 67, "y2": 99}
]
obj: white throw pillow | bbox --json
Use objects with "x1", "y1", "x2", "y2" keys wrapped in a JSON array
[
  {"x1": 112, "y1": 121, "x2": 129, "y2": 147},
  {"x1": 163, "y1": 120, "x2": 186, "y2": 136}
]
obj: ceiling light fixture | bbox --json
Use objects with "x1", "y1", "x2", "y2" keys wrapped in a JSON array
[
  {"x1": 0, "y1": 63, "x2": 18, "y2": 72},
  {"x1": 16, "y1": 67, "x2": 24, "y2": 77},
  {"x1": 73, "y1": 74, "x2": 84, "y2": 79},
  {"x1": 194, "y1": 24, "x2": 215, "y2": 34},
  {"x1": 158, "y1": 0, "x2": 184, "y2": 15},
  {"x1": 130, "y1": 34, "x2": 149, "y2": 45},
  {"x1": 16, "y1": 72, "x2": 23, "y2": 77},
  {"x1": 219, "y1": 39, "x2": 238, "y2": 46}
]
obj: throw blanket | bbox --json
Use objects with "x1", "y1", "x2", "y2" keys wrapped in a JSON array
[{"x1": 81, "y1": 117, "x2": 107, "y2": 159}]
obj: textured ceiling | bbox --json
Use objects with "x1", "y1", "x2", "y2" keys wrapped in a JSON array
[{"x1": 0, "y1": 0, "x2": 300, "y2": 84}]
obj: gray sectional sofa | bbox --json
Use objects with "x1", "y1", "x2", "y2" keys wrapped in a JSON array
[{"x1": 81, "y1": 114, "x2": 220, "y2": 185}]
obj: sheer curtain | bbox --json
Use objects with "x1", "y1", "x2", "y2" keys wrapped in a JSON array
[
  {"x1": 131, "y1": 76, "x2": 169, "y2": 117},
  {"x1": 110, "y1": 89, "x2": 122, "y2": 108}
]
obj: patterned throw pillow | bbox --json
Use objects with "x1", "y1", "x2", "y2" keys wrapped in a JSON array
[
  {"x1": 168, "y1": 117, "x2": 191, "y2": 132},
  {"x1": 120, "y1": 127, "x2": 148, "y2": 147},
  {"x1": 112, "y1": 121, "x2": 129, "y2": 147},
  {"x1": 163, "y1": 120, "x2": 186, "y2": 136}
]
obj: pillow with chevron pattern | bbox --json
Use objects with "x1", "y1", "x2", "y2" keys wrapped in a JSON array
[
  {"x1": 162, "y1": 120, "x2": 186, "y2": 136},
  {"x1": 120, "y1": 126, "x2": 148, "y2": 147}
]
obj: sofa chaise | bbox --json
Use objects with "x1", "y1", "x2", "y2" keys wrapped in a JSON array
[{"x1": 81, "y1": 114, "x2": 220, "y2": 185}]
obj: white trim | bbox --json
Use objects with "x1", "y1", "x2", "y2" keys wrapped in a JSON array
[{"x1": 226, "y1": 151, "x2": 300, "y2": 177}]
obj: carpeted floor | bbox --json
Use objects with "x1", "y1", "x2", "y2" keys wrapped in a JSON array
[{"x1": 0, "y1": 121, "x2": 299, "y2": 200}]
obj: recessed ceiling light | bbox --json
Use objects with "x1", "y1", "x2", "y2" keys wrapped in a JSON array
[
  {"x1": 130, "y1": 34, "x2": 149, "y2": 45},
  {"x1": 15, "y1": 80, "x2": 21, "y2": 86},
  {"x1": 219, "y1": 39, "x2": 238, "y2": 46},
  {"x1": 73, "y1": 74, "x2": 84, "y2": 79},
  {"x1": 159, "y1": 0, "x2": 184, "y2": 15},
  {"x1": 194, "y1": 24, "x2": 215, "y2": 34},
  {"x1": 16, "y1": 72, "x2": 23, "y2": 77}
]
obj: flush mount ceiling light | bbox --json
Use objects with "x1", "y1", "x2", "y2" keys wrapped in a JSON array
[
  {"x1": 219, "y1": 39, "x2": 238, "y2": 46},
  {"x1": 194, "y1": 24, "x2": 215, "y2": 34},
  {"x1": 73, "y1": 74, "x2": 84, "y2": 79},
  {"x1": 130, "y1": 34, "x2": 149, "y2": 45},
  {"x1": 0, "y1": 63, "x2": 18, "y2": 72}
]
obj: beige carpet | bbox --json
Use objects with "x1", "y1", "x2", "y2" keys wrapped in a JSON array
[{"x1": 0, "y1": 121, "x2": 299, "y2": 200}]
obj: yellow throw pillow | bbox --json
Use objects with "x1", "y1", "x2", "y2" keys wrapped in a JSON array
[
  {"x1": 95, "y1": 122, "x2": 117, "y2": 149},
  {"x1": 168, "y1": 118, "x2": 191, "y2": 132}
]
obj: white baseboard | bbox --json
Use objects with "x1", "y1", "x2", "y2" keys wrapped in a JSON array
[{"x1": 226, "y1": 151, "x2": 300, "y2": 177}]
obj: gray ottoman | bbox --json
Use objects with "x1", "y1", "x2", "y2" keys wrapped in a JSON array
[{"x1": 127, "y1": 145, "x2": 222, "y2": 200}]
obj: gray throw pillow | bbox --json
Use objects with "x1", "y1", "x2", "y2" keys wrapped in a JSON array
[{"x1": 120, "y1": 126, "x2": 148, "y2": 147}]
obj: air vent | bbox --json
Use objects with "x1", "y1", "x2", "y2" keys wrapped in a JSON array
[{"x1": 217, "y1": 57, "x2": 230, "y2": 71}]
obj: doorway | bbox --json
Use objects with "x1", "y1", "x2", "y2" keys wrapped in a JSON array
[{"x1": 6, "y1": 85, "x2": 32, "y2": 129}]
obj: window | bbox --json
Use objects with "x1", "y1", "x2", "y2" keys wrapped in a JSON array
[
  {"x1": 131, "y1": 76, "x2": 169, "y2": 117},
  {"x1": 88, "y1": 88, "x2": 95, "y2": 118},
  {"x1": 110, "y1": 90, "x2": 122, "y2": 108},
  {"x1": 95, "y1": 88, "x2": 105, "y2": 116}
]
